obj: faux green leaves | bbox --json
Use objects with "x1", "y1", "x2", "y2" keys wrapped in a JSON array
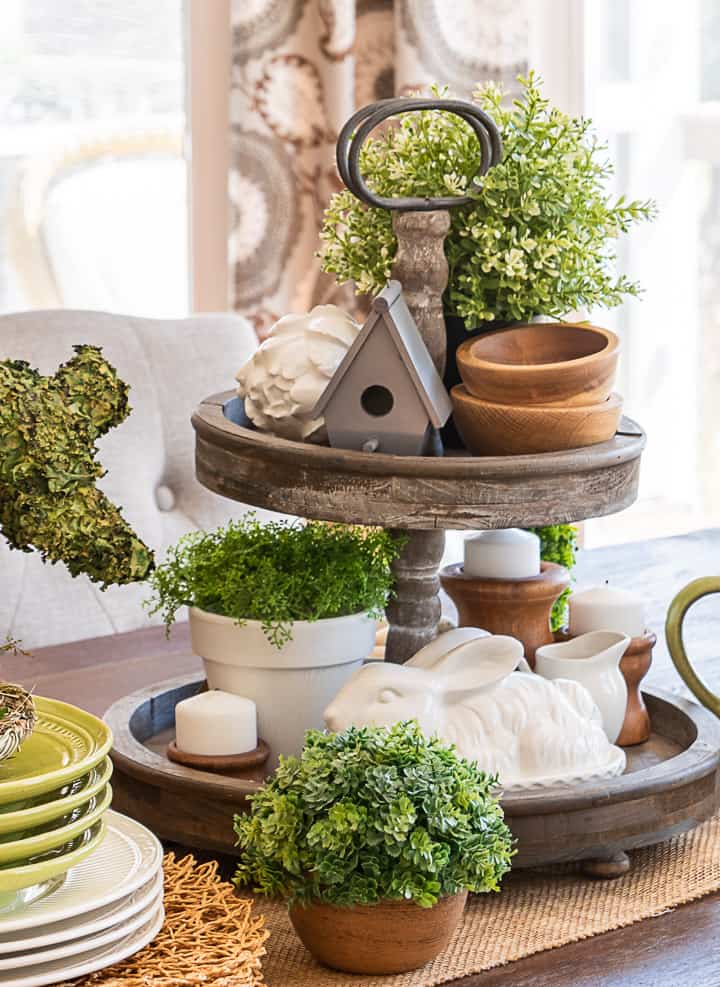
[
  {"x1": 0, "y1": 345, "x2": 153, "y2": 587},
  {"x1": 146, "y1": 517, "x2": 400, "y2": 647},
  {"x1": 321, "y1": 73, "x2": 655, "y2": 326},
  {"x1": 234, "y1": 721, "x2": 514, "y2": 908},
  {"x1": 529, "y1": 524, "x2": 579, "y2": 631}
]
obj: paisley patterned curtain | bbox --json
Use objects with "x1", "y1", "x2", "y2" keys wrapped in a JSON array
[{"x1": 229, "y1": 0, "x2": 528, "y2": 335}]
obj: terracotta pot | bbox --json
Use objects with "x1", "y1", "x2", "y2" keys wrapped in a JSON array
[
  {"x1": 456, "y1": 322, "x2": 620, "y2": 407},
  {"x1": 289, "y1": 891, "x2": 468, "y2": 974},
  {"x1": 450, "y1": 385, "x2": 623, "y2": 456}
]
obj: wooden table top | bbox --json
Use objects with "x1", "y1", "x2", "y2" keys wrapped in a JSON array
[{"x1": 12, "y1": 528, "x2": 720, "y2": 987}]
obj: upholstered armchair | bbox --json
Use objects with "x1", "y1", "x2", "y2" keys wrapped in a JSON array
[{"x1": 0, "y1": 310, "x2": 263, "y2": 648}]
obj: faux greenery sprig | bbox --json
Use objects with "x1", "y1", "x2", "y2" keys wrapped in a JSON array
[
  {"x1": 0, "y1": 637, "x2": 26, "y2": 658},
  {"x1": 234, "y1": 721, "x2": 514, "y2": 908},
  {"x1": 146, "y1": 516, "x2": 401, "y2": 647},
  {"x1": 529, "y1": 523, "x2": 579, "y2": 630},
  {"x1": 321, "y1": 73, "x2": 655, "y2": 325}
]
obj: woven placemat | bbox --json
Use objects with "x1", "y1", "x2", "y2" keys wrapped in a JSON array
[
  {"x1": 64, "y1": 853, "x2": 268, "y2": 987},
  {"x1": 259, "y1": 812, "x2": 720, "y2": 986}
]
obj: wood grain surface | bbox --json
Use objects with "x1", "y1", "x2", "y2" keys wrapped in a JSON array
[
  {"x1": 440, "y1": 561, "x2": 570, "y2": 664},
  {"x1": 192, "y1": 393, "x2": 645, "y2": 529},
  {"x1": 391, "y1": 210, "x2": 451, "y2": 377},
  {"x1": 386, "y1": 528, "x2": 445, "y2": 662},
  {"x1": 166, "y1": 738, "x2": 270, "y2": 773},
  {"x1": 617, "y1": 634, "x2": 656, "y2": 747},
  {"x1": 450, "y1": 385, "x2": 623, "y2": 456},
  {"x1": 456, "y1": 322, "x2": 620, "y2": 407}
]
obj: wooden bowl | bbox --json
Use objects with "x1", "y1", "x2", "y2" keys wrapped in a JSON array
[
  {"x1": 451, "y1": 385, "x2": 623, "y2": 456},
  {"x1": 456, "y1": 323, "x2": 620, "y2": 407}
]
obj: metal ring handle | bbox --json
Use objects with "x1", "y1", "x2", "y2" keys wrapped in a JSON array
[{"x1": 336, "y1": 97, "x2": 503, "y2": 211}]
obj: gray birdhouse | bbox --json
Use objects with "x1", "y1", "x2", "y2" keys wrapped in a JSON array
[{"x1": 313, "y1": 281, "x2": 452, "y2": 456}]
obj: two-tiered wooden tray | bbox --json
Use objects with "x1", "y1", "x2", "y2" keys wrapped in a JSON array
[
  {"x1": 105, "y1": 392, "x2": 720, "y2": 875},
  {"x1": 195, "y1": 393, "x2": 646, "y2": 663}
]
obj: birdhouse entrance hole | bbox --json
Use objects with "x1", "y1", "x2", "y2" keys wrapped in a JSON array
[{"x1": 361, "y1": 385, "x2": 394, "y2": 417}]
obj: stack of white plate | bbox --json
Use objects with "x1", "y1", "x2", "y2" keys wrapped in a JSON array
[{"x1": 0, "y1": 811, "x2": 164, "y2": 987}]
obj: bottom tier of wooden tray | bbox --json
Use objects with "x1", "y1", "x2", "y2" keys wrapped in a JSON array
[{"x1": 104, "y1": 676, "x2": 720, "y2": 875}]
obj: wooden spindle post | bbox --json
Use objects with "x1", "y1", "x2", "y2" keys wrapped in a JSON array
[
  {"x1": 391, "y1": 211, "x2": 451, "y2": 377},
  {"x1": 385, "y1": 528, "x2": 445, "y2": 664}
]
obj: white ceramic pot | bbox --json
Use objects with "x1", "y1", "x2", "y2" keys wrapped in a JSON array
[
  {"x1": 189, "y1": 607, "x2": 376, "y2": 766},
  {"x1": 535, "y1": 631, "x2": 630, "y2": 743}
]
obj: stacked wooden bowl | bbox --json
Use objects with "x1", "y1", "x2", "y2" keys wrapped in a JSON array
[{"x1": 451, "y1": 323, "x2": 622, "y2": 455}]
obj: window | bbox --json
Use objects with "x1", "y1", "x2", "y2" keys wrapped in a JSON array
[
  {"x1": 536, "y1": 0, "x2": 720, "y2": 546},
  {"x1": 0, "y1": 0, "x2": 187, "y2": 317}
]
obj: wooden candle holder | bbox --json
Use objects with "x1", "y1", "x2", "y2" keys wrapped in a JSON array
[
  {"x1": 166, "y1": 739, "x2": 270, "y2": 776},
  {"x1": 555, "y1": 629, "x2": 656, "y2": 746},
  {"x1": 439, "y1": 561, "x2": 570, "y2": 667}
]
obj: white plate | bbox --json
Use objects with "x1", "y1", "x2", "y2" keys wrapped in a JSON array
[
  {"x1": 0, "y1": 902, "x2": 164, "y2": 987},
  {"x1": 0, "y1": 869, "x2": 162, "y2": 954},
  {"x1": 0, "y1": 811, "x2": 162, "y2": 934},
  {"x1": 0, "y1": 889, "x2": 163, "y2": 969}
]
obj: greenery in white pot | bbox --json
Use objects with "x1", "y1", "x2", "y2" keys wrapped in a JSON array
[
  {"x1": 320, "y1": 73, "x2": 655, "y2": 327},
  {"x1": 146, "y1": 515, "x2": 401, "y2": 646}
]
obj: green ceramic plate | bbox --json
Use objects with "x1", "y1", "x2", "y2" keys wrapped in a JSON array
[
  {"x1": 0, "y1": 757, "x2": 113, "y2": 835},
  {"x1": 0, "y1": 783, "x2": 112, "y2": 864},
  {"x1": 0, "y1": 698, "x2": 112, "y2": 803},
  {"x1": 0, "y1": 819, "x2": 106, "y2": 893}
]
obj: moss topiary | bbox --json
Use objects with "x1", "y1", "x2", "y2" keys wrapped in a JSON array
[{"x1": 0, "y1": 345, "x2": 153, "y2": 587}]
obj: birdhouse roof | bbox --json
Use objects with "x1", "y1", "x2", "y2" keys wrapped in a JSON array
[{"x1": 312, "y1": 281, "x2": 452, "y2": 428}]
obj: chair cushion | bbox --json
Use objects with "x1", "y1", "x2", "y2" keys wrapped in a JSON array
[{"x1": 0, "y1": 310, "x2": 263, "y2": 648}]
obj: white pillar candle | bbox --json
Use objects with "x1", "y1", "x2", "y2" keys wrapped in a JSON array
[
  {"x1": 568, "y1": 586, "x2": 646, "y2": 638},
  {"x1": 463, "y1": 529, "x2": 541, "y2": 579},
  {"x1": 175, "y1": 690, "x2": 257, "y2": 756}
]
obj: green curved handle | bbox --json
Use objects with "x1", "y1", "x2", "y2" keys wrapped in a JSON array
[{"x1": 665, "y1": 577, "x2": 720, "y2": 718}]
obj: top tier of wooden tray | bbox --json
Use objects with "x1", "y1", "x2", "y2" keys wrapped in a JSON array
[{"x1": 193, "y1": 392, "x2": 646, "y2": 530}]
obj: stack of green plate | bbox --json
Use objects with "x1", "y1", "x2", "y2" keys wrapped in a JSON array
[{"x1": 0, "y1": 698, "x2": 112, "y2": 909}]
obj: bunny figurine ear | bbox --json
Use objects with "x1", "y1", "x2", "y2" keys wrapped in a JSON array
[
  {"x1": 407, "y1": 627, "x2": 489, "y2": 670},
  {"x1": 429, "y1": 635, "x2": 524, "y2": 702}
]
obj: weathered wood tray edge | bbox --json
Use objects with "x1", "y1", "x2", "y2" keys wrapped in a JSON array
[
  {"x1": 105, "y1": 676, "x2": 720, "y2": 868},
  {"x1": 191, "y1": 392, "x2": 646, "y2": 529}
]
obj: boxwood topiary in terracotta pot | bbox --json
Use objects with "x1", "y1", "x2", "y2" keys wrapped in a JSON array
[{"x1": 233, "y1": 721, "x2": 514, "y2": 974}]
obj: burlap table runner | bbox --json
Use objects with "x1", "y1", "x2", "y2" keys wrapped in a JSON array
[
  {"x1": 62, "y1": 815, "x2": 720, "y2": 986},
  {"x1": 259, "y1": 812, "x2": 720, "y2": 986}
]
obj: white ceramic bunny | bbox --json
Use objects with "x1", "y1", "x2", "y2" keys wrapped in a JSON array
[
  {"x1": 324, "y1": 629, "x2": 626, "y2": 790},
  {"x1": 236, "y1": 304, "x2": 360, "y2": 441}
]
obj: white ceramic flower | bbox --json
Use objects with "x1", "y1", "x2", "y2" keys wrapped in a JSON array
[{"x1": 236, "y1": 304, "x2": 360, "y2": 440}]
